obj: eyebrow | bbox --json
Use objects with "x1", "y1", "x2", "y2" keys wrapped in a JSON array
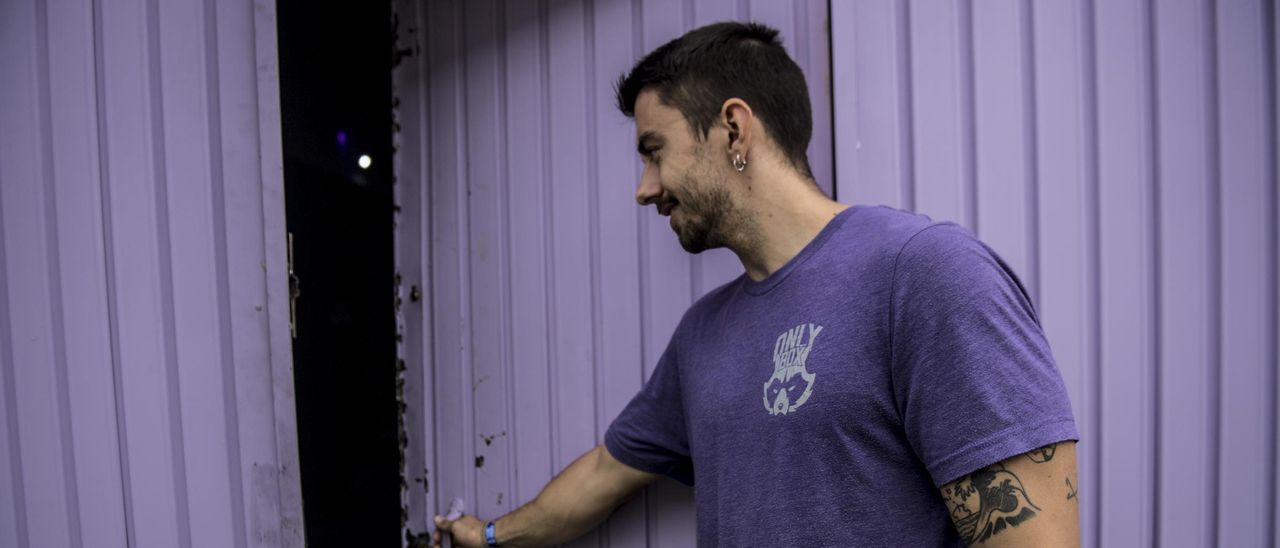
[{"x1": 636, "y1": 131, "x2": 664, "y2": 156}]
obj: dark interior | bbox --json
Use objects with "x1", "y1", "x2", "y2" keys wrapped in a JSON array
[{"x1": 277, "y1": 0, "x2": 399, "y2": 545}]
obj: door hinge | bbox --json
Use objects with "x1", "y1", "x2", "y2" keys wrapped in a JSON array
[{"x1": 288, "y1": 231, "x2": 300, "y2": 339}]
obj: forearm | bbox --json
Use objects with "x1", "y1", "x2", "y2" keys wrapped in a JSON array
[{"x1": 491, "y1": 445, "x2": 653, "y2": 547}]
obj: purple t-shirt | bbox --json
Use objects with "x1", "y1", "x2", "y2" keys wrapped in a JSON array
[{"x1": 604, "y1": 205, "x2": 1078, "y2": 546}]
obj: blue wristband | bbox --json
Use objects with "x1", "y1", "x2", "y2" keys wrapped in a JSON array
[{"x1": 484, "y1": 521, "x2": 498, "y2": 547}]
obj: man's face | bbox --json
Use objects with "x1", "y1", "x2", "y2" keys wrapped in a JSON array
[{"x1": 633, "y1": 89, "x2": 733, "y2": 254}]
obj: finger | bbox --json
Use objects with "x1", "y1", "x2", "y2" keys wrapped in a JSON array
[{"x1": 433, "y1": 515, "x2": 450, "y2": 531}]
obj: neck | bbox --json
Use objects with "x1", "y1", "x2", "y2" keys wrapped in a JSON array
[{"x1": 725, "y1": 173, "x2": 849, "y2": 282}]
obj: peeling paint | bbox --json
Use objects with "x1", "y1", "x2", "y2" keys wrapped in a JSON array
[{"x1": 480, "y1": 431, "x2": 507, "y2": 446}]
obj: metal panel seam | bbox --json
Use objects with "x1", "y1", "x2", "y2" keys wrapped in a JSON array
[
  {"x1": 538, "y1": 0, "x2": 560, "y2": 477},
  {"x1": 957, "y1": 0, "x2": 976, "y2": 232},
  {"x1": 35, "y1": 0, "x2": 85, "y2": 542},
  {"x1": 1204, "y1": 0, "x2": 1223, "y2": 544},
  {"x1": 144, "y1": 0, "x2": 195, "y2": 542},
  {"x1": 1262, "y1": 1, "x2": 1279, "y2": 544},
  {"x1": 496, "y1": 0, "x2": 517, "y2": 517},
  {"x1": 200, "y1": 0, "x2": 249, "y2": 544},
  {"x1": 452, "y1": 0, "x2": 477, "y2": 512},
  {"x1": 1078, "y1": 0, "x2": 1104, "y2": 544},
  {"x1": 1021, "y1": 0, "x2": 1042, "y2": 307},
  {"x1": 894, "y1": 0, "x2": 916, "y2": 211},
  {"x1": 0, "y1": 109, "x2": 32, "y2": 548},
  {"x1": 90, "y1": 0, "x2": 136, "y2": 541},
  {"x1": 1143, "y1": 1, "x2": 1163, "y2": 544}
]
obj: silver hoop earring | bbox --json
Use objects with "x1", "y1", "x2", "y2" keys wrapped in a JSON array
[{"x1": 732, "y1": 153, "x2": 747, "y2": 172}]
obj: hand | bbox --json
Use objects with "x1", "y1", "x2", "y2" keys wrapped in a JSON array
[{"x1": 431, "y1": 513, "x2": 486, "y2": 548}]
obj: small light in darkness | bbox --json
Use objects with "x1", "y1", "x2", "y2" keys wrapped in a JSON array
[
  {"x1": 358, "y1": 154, "x2": 372, "y2": 169},
  {"x1": 336, "y1": 131, "x2": 348, "y2": 147}
]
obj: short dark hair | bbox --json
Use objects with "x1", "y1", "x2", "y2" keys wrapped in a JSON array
[{"x1": 615, "y1": 21, "x2": 814, "y2": 180}]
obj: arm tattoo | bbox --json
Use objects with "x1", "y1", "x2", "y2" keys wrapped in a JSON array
[
  {"x1": 1066, "y1": 477, "x2": 1078, "y2": 501},
  {"x1": 1026, "y1": 443, "x2": 1058, "y2": 463},
  {"x1": 942, "y1": 463, "x2": 1040, "y2": 544}
]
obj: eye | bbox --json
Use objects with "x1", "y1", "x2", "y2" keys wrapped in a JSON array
[{"x1": 642, "y1": 147, "x2": 660, "y2": 164}]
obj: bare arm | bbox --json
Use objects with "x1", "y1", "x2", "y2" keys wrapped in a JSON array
[
  {"x1": 939, "y1": 441, "x2": 1080, "y2": 547},
  {"x1": 432, "y1": 444, "x2": 659, "y2": 548}
]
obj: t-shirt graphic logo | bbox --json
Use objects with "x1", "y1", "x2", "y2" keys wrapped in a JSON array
[{"x1": 763, "y1": 323, "x2": 823, "y2": 415}]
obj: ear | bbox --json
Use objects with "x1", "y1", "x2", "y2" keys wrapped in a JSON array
[{"x1": 719, "y1": 98, "x2": 754, "y2": 162}]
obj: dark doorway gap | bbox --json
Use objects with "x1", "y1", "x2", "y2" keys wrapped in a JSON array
[{"x1": 278, "y1": 0, "x2": 399, "y2": 546}]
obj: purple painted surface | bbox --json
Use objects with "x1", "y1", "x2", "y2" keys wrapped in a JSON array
[
  {"x1": 833, "y1": 0, "x2": 1277, "y2": 547},
  {"x1": 393, "y1": 1, "x2": 830, "y2": 545},
  {"x1": 0, "y1": 0, "x2": 303, "y2": 546}
]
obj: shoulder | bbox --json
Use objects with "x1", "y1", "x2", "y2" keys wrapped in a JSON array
[
  {"x1": 890, "y1": 221, "x2": 1038, "y2": 324},
  {"x1": 892, "y1": 222, "x2": 1009, "y2": 292},
  {"x1": 827, "y1": 205, "x2": 942, "y2": 264}
]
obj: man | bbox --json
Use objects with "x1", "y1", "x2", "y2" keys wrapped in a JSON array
[{"x1": 433, "y1": 21, "x2": 1079, "y2": 547}]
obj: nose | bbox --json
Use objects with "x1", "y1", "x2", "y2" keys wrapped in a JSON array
[{"x1": 635, "y1": 163, "x2": 662, "y2": 206}]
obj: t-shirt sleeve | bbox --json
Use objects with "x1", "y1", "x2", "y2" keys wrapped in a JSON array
[
  {"x1": 890, "y1": 223, "x2": 1078, "y2": 487},
  {"x1": 604, "y1": 334, "x2": 694, "y2": 485}
]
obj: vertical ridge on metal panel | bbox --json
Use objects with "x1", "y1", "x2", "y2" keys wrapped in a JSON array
[
  {"x1": 48, "y1": 0, "x2": 129, "y2": 543},
  {"x1": 807, "y1": 0, "x2": 835, "y2": 198},
  {"x1": 1202, "y1": 0, "x2": 1224, "y2": 543},
  {"x1": 1151, "y1": 0, "x2": 1213, "y2": 544},
  {"x1": 906, "y1": 0, "x2": 966, "y2": 225},
  {"x1": 1027, "y1": 0, "x2": 1095, "y2": 543},
  {"x1": 143, "y1": 0, "x2": 198, "y2": 545},
  {"x1": 972, "y1": 0, "x2": 1032, "y2": 299},
  {"x1": 200, "y1": 0, "x2": 251, "y2": 543},
  {"x1": 1142, "y1": 2, "x2": 1162, "y2": 542},
  {"x1": 1095, "y1": 0, "x2": 1158, "y2": 545},
  {"x1": 1080, "y1": 0, "x2": 1104, "y2": 544},
  {"x1": 895, "y1": 0, "x2": 916, "y2": 211},
  {"x1": 1269, "y1": 2, "x2": 1280, "y2": 544},
  {"x1": 426, "y1": 0, "x2": 468, "y2": 521},
  {"x1": 496, "y1": 0, "x2": 518, "y2": 519},
  {"x1": 38, "y1": 0, "x2": 88, "y2": 545},
  {"x1": 157, "y1": 0, "x2": 242, "y2": 542},
  {"x1": 547, "y1": 3, "x2": 601, "y2": 546},
  {"x1": 465, "y1": 0, "x2": 513, "y2": 524},
  {"x1": 1215, "y1": 0, "x2": 1273, "y2": 545},
  {"x1": 957, "y1": 0, "x2": 972, "y2": 233},
  {"x1": 501, "y1": 0, "x2": 554, "y2": 511},
  {"x1": 832, "y1": 0, "x2": 905, "y2": 208},
  {"x1": 581, "y1": 9, "x2": 608, "y2": 528},
  {"x1": 0, "y1": 7, "x2": 33, "y2": 544},
  {"x1": 35, "y1": 0, "x2": 88, "y2": 543},
  {"x1": 1020, "y1": 0, "x2": 1041, "y2": 306},
  {"x1": 537, "y1": 0, "x2": 559, "y2": 491},
  {"x1": 0, "y1": 0, "x2": 75, "y2": 545},
  {"x1": 146, "y1": 0, "x2": 196, "y2": 544},
  {"x1": 92, "y1": 0, "x2": 140, "y2": 540}
]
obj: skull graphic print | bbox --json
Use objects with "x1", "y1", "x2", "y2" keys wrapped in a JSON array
[{"x1": 763, "y1": 323, "x2": 823, "y2": 415}]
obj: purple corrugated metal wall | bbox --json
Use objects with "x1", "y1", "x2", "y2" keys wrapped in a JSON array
[
  {"x1": 0, "y1": 0, "x2": 1271, "y2": 545},
  {"x1": 0, "y1": 0, "x2": 304, "y2": 547},
  {"x1": 392, "y1": 0, "x2": 830, "y2": 544},
  {"x1": 832, "y1": 0, "x2": 1277, "y2": 547},
  {"x1": 399, "y1": 0, "x2": 1276, "y2": 546}
]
